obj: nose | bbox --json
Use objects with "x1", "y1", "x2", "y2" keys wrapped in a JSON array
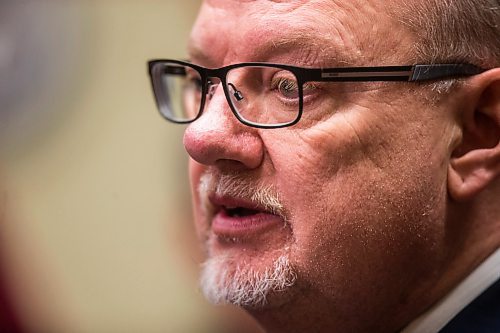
[{"x1": 183, "y1": 83, "x2": 264, "y2": 169}]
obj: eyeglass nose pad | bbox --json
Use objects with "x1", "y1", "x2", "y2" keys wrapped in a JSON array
[
  {"x1": 228, "y1": 83, "x2": 244, "y2": 101},
  {"x1": 207, "y1": 82, "x2": 217, "y2": 99},
  {"x1": 206, "y1": 78, "x2": 222, "y2": 100}
]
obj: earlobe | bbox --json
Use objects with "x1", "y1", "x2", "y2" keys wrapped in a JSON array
[{"x1": 448, "y1": 68, "x2": 500, "y2": 202}]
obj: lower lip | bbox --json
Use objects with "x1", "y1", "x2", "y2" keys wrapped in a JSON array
[{"x1": 211, "y1": 210, "x2": 284, "y2": 238}]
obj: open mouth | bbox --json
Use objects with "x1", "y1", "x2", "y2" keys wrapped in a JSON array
[
  {"x1": 209, "y1": 194, "x2": 268, "y2": 218},
  {"x1": 225, "y1": 206, "x2": 262, "y2": 217},
  {"x1": 208, "y1": 195, "x2": 283, "y2": 237}
]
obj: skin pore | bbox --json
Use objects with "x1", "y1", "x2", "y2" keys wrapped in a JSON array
[{"x1": 183, "y1": 1, "x2": 500, "y2": 332}]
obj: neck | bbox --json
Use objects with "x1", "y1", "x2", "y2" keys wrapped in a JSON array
[{"x1": 402, "y1": 194, "x2": 500, "y2": 332}]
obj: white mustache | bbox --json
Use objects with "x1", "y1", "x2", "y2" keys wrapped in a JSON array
[{"x1": 198, "y1": 171, "x2": 285, "y2": 218}]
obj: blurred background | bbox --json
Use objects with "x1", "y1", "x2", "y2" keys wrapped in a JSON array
[{"x1": 0, "y1": 1, "x2": 259, "y2": 332}]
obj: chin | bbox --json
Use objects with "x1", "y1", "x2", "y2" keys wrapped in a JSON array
[{"x1": 199, "y1": 249, "x2": 297, "y2": 309}]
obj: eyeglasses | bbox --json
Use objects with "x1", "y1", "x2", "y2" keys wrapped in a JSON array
[{"x1": 147, "y1": 59, "x2": 485, "y2": 129}]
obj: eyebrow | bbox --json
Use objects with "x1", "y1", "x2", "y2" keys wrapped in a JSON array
[
  {"x1": 187, "y1": 32, "x2": 356, "y2": 68},
  {"x1": 187, "y1": 43, "x2": 214, "y2": 65},
  {"x1": 261, "y1": 33, "x2": 355, "y2": 66}
]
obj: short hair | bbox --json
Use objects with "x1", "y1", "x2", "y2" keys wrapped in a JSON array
[{"x1": 400, "y1": 0, "x2": 500, "y2": 68}]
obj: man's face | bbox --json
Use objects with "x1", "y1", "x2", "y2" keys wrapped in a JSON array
[{"x1": 184, "y1": 0, "x2": 458, "y2": 329}]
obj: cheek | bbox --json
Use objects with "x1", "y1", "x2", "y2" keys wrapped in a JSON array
[
  {"x1": 269, "y1": 113, "x2": 449, "y2": 302},
  {"x1": 286, "y1": 162, "x2": 447, "y2": 307}
]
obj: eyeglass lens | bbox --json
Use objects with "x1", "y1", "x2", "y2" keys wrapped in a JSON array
[
  {"x1": 225, "y1": 66, "x2": 300, "y2": 126},
  {"x1": 152, "y1": 62, "x2": 301, "y2": 127},
  {"x1": 152, "y1": 62, "x2": 203, "y2": 122}
]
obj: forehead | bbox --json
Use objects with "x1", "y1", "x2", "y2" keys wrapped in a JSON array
[{"x1": 189, "y1": 0, "x2": 412, "y2": 67}]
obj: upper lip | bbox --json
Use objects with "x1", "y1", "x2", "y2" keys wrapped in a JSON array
[{"x1": 208, "y1": 194, "x2": 269, "y2": 215}]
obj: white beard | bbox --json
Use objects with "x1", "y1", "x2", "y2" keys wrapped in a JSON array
[
  {"x1": 200, "y1": 254, "x2": 297, "y2": 308},
  {"x1": 198, "y1": 171, "x2": 295, "y2": 308}
]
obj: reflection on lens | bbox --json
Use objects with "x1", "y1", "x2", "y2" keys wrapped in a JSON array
[
  {"x1": 151, "y1": 62, "x2": 202, "y2": 122},
  {"x1": 226, "y1": 66, "x2": 300, "y2": 127}
]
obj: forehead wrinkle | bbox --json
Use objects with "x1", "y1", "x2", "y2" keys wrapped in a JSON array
[
  {"x1": 325, "y1": 0, "x2": 415, "y2": 64},
  {"x1": 188, "y1": 24, "x2": 353, "y2": 68},
  {"x1": 191, "y1": 0, "x2": 401, "y2": 68},
  {"x1": 251, "y1": 32, "x2": 356, "y2": 67},
  {"x1": 242, "y1": 1, "x2": 362, "y2": 66}
]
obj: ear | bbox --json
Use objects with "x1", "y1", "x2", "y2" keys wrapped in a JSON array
[{"x1": 448, "y1": 68, "x2": 500, "y2": 201}]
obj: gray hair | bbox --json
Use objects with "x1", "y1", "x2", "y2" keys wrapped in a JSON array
[
  {"x1": 400, "y1": 0, "x2": 500, "y2": 67},
  {"x1": 396, "y1": 0, "x2": 499, "y2": 94}
]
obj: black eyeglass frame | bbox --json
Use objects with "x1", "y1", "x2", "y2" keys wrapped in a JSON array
[{"x1": 148, "y1": 59, "x2": 485, "y2": 129}]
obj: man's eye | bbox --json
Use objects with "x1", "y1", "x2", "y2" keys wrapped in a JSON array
[
  {"x1": 271, "y1": 77, "x2": 299, "y2": 99},
  {"x1": 270, "y1": 75, "x2": 318, "y2": 102}
]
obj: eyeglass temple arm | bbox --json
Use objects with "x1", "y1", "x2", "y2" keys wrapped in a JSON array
[
  {"x1": 304, "y1": 63, "x2": 485, "y2": 82},
  {"x1": 409, "y1": 64, "x2": 485, "y2": 81}
]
